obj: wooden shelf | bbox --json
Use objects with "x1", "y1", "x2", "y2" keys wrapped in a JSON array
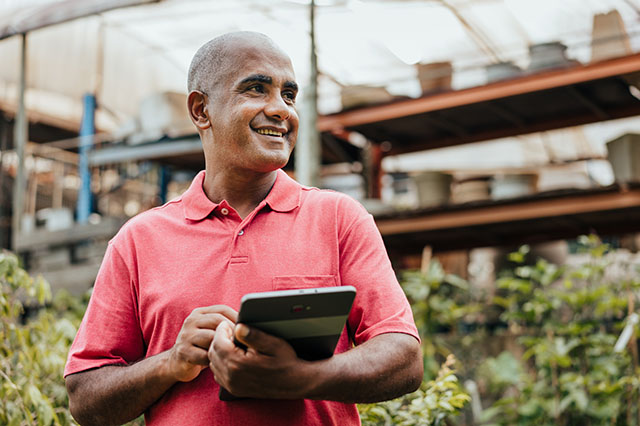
[
  {"x1": 319, "y1": 53, "x2": 640, "y2": 155},
  {"x1": 316, "y1": 53, "x2": 640, "y2": 253},
  {"x1": 377, "y1": 185, "x2": 640, "y2": 254}
]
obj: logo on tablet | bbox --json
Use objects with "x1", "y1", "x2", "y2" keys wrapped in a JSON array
[{"x1": 291, "y1": 304, "x2": 311, "y2": 313}]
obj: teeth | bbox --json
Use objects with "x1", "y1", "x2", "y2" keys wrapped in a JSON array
[{"x1": 256, "y1": 128, "x2": 283, "y2": 137}]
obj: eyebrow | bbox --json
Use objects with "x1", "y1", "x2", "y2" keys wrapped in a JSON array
[
  {"x1": 240, "y1": 74, "x2": 272, "y2": 86},
  {"x1": 239, "y1": 74, "x2": 298, "y2": 93},
  {"x1": 284, "y1": 81, "x2": 299, "y2": 93}
]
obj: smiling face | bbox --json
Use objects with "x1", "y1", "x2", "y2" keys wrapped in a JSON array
[{"x1": 194, "y1": 35, "x2": 299, "y2": 175}]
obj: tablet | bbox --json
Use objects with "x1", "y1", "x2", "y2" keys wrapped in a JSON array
[
  {"x1": 219, "y1": 286, "x2": 356, "y2": 401},
  {"x1": 236, "y1": 285, "x2": 356, "y2": 360}
]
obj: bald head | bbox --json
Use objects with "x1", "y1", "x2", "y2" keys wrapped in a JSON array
[{"x1": 187, "y1": 31, "x2": 289, "y2": 95}]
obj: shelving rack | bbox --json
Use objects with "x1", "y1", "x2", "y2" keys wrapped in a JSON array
[{"x1": 318, "y1": 53, "x2": 640, "y2": 253}]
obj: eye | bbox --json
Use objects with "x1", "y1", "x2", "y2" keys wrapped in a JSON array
[
  {"x1": 283, "y1": 90, "x2": 296, "y2": 103},
  {"x1": 248, "y1": 84, "x2": 264, "y2": 93}
]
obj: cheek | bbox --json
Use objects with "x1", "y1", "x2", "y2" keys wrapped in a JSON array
[
  {"x1": 288, "y1": 128, "x2": 298, "y2": 149},
  {"x1": 290, "y1": 109, "x2": 299, "y2": 126}
]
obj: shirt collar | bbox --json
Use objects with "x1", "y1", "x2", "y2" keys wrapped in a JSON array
[
  {"x1": 265, "y1": 169, "x2": 301, "y2": 213},
  {"x1": 182, "y1": 169, "x2": 300, "y2": 221},
  {"x1": 182, "y1": 171, "x2": 218, "y2": 221}
]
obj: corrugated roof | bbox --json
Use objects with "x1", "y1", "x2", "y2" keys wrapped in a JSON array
[{"x1": 0, "y1": 0, "x2": 638, "y2": 171}]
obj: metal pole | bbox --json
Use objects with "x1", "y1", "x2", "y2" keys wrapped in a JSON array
[
  {"x1": 159, "y1": 165, "x2": 170, "y2": 204},
  {"x1": 295, "y1": 0, "x2": 321, "y2": 187},
  {"x1": 76, "y1": 93, "x2": 96, "y2": 224},
  {"x1": 11, "y1": 33, "x2": 28, "y2": 251},
  {"x1": 0, "y1": 115, "x2": 8, "y2": 248}
]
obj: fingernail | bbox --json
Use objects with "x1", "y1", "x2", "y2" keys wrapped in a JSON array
[{"x1": 236, "y1": 324, "x2": 249, "y2": 339}]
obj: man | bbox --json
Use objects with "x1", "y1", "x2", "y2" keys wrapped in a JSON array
[{"x1": 65, "y1": 31, "x2": 422, "y2": 425}]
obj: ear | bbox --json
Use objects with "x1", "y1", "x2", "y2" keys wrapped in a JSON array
[{"x1": 187, "y1": 90, "x2": 211, "y2": 130}]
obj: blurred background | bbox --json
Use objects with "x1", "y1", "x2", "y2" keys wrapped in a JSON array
[
  {"x1": 2, "y1": 2, "x2": 640, "y2": 423},
  {"x1": 2, "y1": 0, "x2": 640, "y2": 293}
]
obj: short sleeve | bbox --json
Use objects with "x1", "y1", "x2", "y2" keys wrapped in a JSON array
[
  {"x1": 337, "y1": 199, "x2": 419, "y2": 345},
  {"x1": 64, "y1": 241, "x2": 145, "y2": 377}
]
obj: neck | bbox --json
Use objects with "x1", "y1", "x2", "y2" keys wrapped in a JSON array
[{"x1": 202, "y1": 166, "x2": 278, "y2": 219}]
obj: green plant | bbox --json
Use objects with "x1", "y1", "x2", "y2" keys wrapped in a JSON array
[
  {"x1": 358, "y1": 261, "x2": 473, "y2": 425},
  {"x1": 401, "y1": 261, "x2": 481, "y2": 378},
  {"x1": 0, "y1": 250, "x2": 85, "y2": 425},
  {"x1": 480, "y1": 236, "x2": 640, "y2": 425},
  {"x1": 359, "y1": 354, "x2": 471, "y2": 426}
]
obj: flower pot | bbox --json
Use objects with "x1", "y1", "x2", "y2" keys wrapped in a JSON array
[
  {"x1": 606, "y1": 133, "x2": 640, "y2": 183},
  {"x1": 490, "y1": 174, "x2": 537, "y2": 200},
  {"x1": 415, "y1": 62, "x2": 452, "y2": 95},
  {"x1": 528, "y1": 42, "x2": 573, "y2": 71},
  {"x1": 485, "y1": 61, "x2": 522, "y2": 83},
  {"x1": 413, "y1": 172, "x2": 452, "y2": 208}
]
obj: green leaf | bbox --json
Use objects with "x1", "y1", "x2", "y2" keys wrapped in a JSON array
[
  {"x1": 35, "y1": 276, "x2": 52, "y2": 306},
  {"x1": 444, "y1": 274, "x2": 468, "y2": 289}
]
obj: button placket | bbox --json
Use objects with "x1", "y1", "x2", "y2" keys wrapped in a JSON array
[{"x1": 230, "y1": 225, "x2": 248, "y2": 265}]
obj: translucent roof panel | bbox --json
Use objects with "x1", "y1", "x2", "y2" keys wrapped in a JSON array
[{"x1": 0, "y1": 0, "x2": 638, "y2": 159}]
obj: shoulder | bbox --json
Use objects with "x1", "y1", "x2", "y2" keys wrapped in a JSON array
[
  {"x1": 300, "y1": 186, "x2": 369, "y2": 219},
  {"x1": 297, "y1": 187, "x2": 373, "y2": 238}
]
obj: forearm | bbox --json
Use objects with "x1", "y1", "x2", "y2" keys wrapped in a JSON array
[
  {"x1": 66, "y1": 351, "x2": 178, "y2": 425},
  {"x1": 303, "y1": 333, "x2": 423, "y2": 403}
]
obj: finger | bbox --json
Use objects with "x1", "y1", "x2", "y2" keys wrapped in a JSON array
[
  {"x1": 234, "y1": 324, "x2": 289, "y2": 356},
  {"x1": 194, "y1": 305, "x2": 238, "y2": 322},
  {"x1": 191, "y1": 329, "x2": 216, "y2": 350},
  {"x1": 211, "y1": 321, "x2": 236, "y2": 354},
  {"x1": 194, "y1": 313, "x2": 235, "y2": 331}
]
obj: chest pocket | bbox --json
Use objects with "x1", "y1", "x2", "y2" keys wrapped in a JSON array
[{"x1": 272, "y1": 275, "x2": 337, "y2": 291}]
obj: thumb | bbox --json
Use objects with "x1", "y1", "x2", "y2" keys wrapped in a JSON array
[
  {"x1": 234, "y1": 324, "x2": 288, "y2": 356},
  {"x1": 210, "y1": 320, "x2": 235, "y2": 355},
  {"x1": 217, "y1": 320, "x2": 234, "y2": 339}
]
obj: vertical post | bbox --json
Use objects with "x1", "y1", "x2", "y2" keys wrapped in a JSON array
[
  {"x1": 76, "y1": 93, "x2": 96, "y2": 224},
  {"x1": 295, "y1": 0, "x2": 321, "y2": 187},
  {"x1": 159, "y1": 165, "x2": 170, "y2": 204},
  {"x1": 363, "y1": 142, "x2": 383, "y2": 199},
  {"x1": 11, "y1": 33, "x2": 28, "y2": 251},
  {"x1": 0, "y1": 114, "x2": 8, "y2": 248}
]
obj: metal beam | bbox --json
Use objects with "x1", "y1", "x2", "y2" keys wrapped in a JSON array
[
  {"x1": 385, "y1": 104, "x2": 640, "y2": 155},
  {"x1": 76, "y1": 94, "x2": 96, "y2": 224},
  {"x1": 318, "y1": 53, "x2": 640, "y2": 131},
  {"x1": 484, "y1": 101, "x2": 526, "y2": 128},
  {"x1": 15, "y1": 217, "x2": 124, "y2": 251},
  {"x1": 89, "y1": 137, "x2": 202, "y2": 166},
  {"x1": 422, "y1": 114, "x2": 469, "y2": 138},
  {"x1": 564, "y1": 85, "x2": 609, "y2": 120},
  {"x1": 0, "y1": 0, "x2": 160, "y2": 41},
  {"x1": 11, "y1": 34, "x2": 27, "y2": 251},
  {"x1": 375, "y1": 187, "x2": 640, "y2": 236},
  {"x1": 295, "y1": 0, "x2": 321, "y2": 187}
]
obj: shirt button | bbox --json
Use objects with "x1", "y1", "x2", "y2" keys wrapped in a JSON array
[
  {"x1": 220, "y1": 208, "x2": 229, "y2": 215},
  {"x1": 238, "y1": 229, "x2": 244, "y2": 236}
]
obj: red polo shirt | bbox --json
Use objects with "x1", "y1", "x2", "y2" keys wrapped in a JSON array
[{"x1": 65, "y1": 169, "x2": 419, "y2": 425}]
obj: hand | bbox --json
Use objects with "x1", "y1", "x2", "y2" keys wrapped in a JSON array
[
  {"x1": 167, "y1": 305, "x2": 238, "y2": 382},
  {"x1": 208, "y1": 322, "x2": 309, "y2": 399}
]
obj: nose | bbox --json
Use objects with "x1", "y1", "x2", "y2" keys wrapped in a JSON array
[{"x1": 264, "y1": 93, "x2": 291, "y2": 121}]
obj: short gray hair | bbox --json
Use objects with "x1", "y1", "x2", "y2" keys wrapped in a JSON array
[{"x1": 187, "y1": 31, "x2": 277, "y2": 94}]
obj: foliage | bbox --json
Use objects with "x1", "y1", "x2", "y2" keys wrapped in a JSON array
[
  {"x1": 401, "y1": 262, "x2": 481, "y2": 378},
  {"x1": 9, "y1": 234, "x2": 637, "y2": 425},
  {"x1": 359, "y1": 260, "x2": 474, "y2": 425},
  {"x1": 479, "y1": 236, "x2": 640, "y2": 425},
  {"x1": 365, "y1": 235, "x2": 640, "y2": 426},
  {"x1": 0, "y1": 250, "x2": 86, "y2": 425},
  {"x1": 359, "y1": 354, "x2": 471, "y2": 426}
]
